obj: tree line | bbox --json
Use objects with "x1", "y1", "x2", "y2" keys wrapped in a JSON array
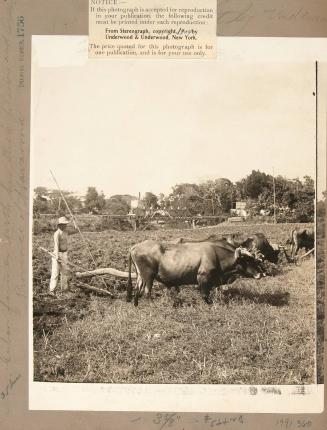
[{"x1": 33, "y1": 170, "x2": 318, "y2": 223}]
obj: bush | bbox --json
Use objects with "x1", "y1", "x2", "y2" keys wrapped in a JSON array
[
  {"x1": 33, "y1": 215, "x2": 135, "y2": 234},
  {"x1": 33, "y1": 218, "x2": 56, "y2": 234},
  {"x1": 94, "y1": 216, "x2": 132, "y2": 232}
]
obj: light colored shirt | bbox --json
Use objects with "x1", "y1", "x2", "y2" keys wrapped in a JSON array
[{"x1": 53, "y1": 229, "x2": 68, "y2": 257}]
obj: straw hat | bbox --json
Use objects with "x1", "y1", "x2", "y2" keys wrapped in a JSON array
[{"x1": 57, "y1": 216, "x2": 69, "y2": 225}]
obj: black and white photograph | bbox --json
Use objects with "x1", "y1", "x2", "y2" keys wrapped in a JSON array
[{"x1": 29, "y1": 36, "x2": 325, "y2": 412}]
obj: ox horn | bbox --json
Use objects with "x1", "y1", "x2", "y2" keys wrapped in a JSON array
[
  {"x1": 254, "y1": 250, "x2": 264, "y2": 262},
  {"x1": 235, "y1": 247, "x2": 253, "y2": 259},
  {"x1": 235, "y1": 247, "x2": 263, "y2": 262}
]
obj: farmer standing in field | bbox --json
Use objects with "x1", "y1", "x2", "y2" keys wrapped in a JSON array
[{"x1": 49, "y1": 216, "x2": 70, "y2": 296}]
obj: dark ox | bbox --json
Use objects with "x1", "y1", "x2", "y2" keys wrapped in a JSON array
[
  {"x1": 126, "y1": 240, "x2": 262, "y2": 306},
  {"x1": 174, "y1": 232, "x2": 279, "y2": 263},
  {"x1": 241, "y1": 233, "x2": 279, "y2": 263},
  {"x1": 287, "y1": 228, "x2": 314, "y2": 259}
]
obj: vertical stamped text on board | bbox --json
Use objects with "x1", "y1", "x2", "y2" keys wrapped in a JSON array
[{"x1": 16, "y1": 15, "x2": 25, "y2": 87}]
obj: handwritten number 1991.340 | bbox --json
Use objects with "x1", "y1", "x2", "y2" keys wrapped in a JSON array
[{"x1": 276, "y1": 418, "x2": 312, "y2": 429}]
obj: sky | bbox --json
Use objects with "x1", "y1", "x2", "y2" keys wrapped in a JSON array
[{"x1": 31, "y1": 36, "x2": 323, "y2": 198}]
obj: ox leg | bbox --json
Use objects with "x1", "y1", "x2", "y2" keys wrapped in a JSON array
[
  {"x1": 144, "y1": 277, "x2": 154, "y2": 302},
  {"x1": 290, "y1": 235, "x2": 299, "y2": 259},
  {"x1": 197, "y1": 272, "x2": 214, "y2": 304},
  {"x1": 292, "y1": 245, "x2": 299, "y2": 260},
  {"x1": 134, "y1": 276, "x2": 144, "y2": 307},
  {"x1": 134, "y1": 274, "x2": 154, "y2": 306},
  {"x1": 169, "y1": 286, "x2": 182, "y2": 307}
]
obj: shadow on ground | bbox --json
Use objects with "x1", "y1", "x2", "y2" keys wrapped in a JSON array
[{"x1": 220, "y1": 287, "x2": 290, "y2": 307}]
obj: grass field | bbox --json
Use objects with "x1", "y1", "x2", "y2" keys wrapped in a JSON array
[{"x1": 32, "y1": 222, "x2": 317, "y2": 384}]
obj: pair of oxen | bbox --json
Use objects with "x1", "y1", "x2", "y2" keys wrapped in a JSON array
[{"x1": 126, "y1": 228, "x2": 314, "y2": 306}]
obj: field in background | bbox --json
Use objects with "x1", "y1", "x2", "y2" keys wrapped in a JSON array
[
  {"x1": 32, "y1": 213, "x2": 273, "y2": 234},
  {"x1": 32, "y1": 223, "x2": 317, "y2": 384}
]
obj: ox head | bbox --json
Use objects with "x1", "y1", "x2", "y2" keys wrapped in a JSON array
[{"x1": 234, "y1": 247, "x2": 263, "y2": 279}]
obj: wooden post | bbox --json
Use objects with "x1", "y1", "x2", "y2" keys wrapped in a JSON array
[{"x1": 273, "y1": 168, "x2": 276, "y2": 224}]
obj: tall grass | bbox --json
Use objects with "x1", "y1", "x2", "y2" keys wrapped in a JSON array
[{"x1": 33, "y1": 256, "x2": 315, "y2": 385}]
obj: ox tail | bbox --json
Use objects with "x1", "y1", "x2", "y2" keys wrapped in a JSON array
[{"x1": 126, "y1": 252, "x2": 133, "y2": 302}]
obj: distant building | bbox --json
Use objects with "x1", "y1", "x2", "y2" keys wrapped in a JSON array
[
  {"x1": 130, "y1": 199, "x2": 139, "y2": 210},
  {"x1": 230, "y1": 201, "x2": 247, "y2": 218},
  {"x1": 151, "y1": 209, "x2": 172, "y2": 218},
  {"x1": 70, "y1": 192, "x2": 86, "y2": 203},
  {"x1": 129, "y1": 198, "x2": 145, "y2": 217}
]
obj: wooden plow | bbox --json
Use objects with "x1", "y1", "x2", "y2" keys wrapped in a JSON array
[
  {"x1": 272, "y1": 243, "x2": 314, "y2": 264},
  {"x1": 75, "y1": 268, "x2": 136, "y2": 279},
  {"x1": 293, "y1": 248, "x2": 315, "y2": 265},
  {"x1": 274, "y1": 244, "x2": 292, "y2": 263},
  {"x1": 39, "y1": 247, "x2": 119, "y2": 297}
]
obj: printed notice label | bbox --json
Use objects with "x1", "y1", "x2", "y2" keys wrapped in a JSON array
[{"x1": 89, "y1": 0, "x2": 216, "y2": 59}]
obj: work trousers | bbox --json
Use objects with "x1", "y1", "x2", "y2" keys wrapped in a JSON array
[{"x1": 49, "y1": 251, "x2": 69, "y2": 292}]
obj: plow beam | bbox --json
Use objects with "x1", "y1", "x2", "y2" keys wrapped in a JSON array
[{"x1": 76, "y1": 268, "x2": 137, "y2": 279}]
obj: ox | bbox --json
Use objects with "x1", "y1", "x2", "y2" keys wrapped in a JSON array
[
  {"x1": 174, "y1": 232, "x2": 280, "y2": 263},
  {"x1": 287, "y1": 228, "x2": 314, "y2": 259},
  {"x1": 126, "y1": 239, "x2": 262, "y2": 306},
  {"x1": 241, "y1": 233, "x2": 279, "y2": 263}
]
